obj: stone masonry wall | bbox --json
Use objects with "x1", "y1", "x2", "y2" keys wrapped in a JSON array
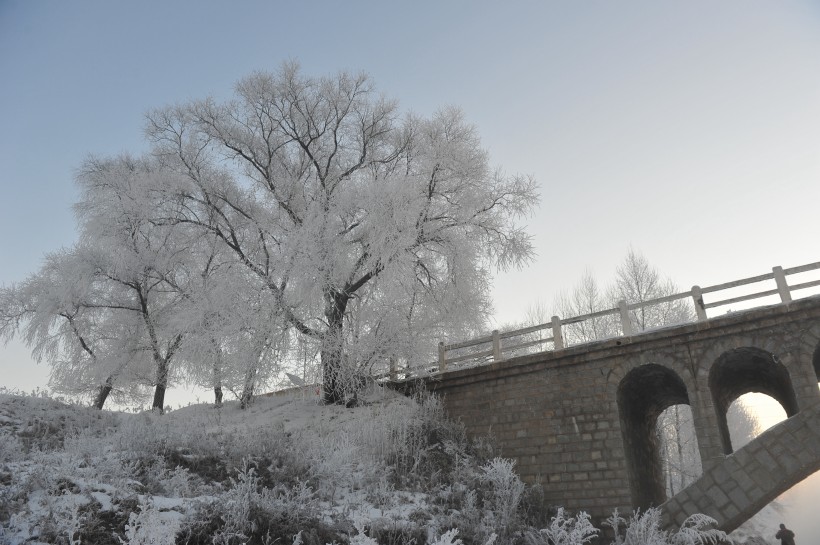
[{"x1": 420, "y1": 297, "x2": 820, "y2": 525}]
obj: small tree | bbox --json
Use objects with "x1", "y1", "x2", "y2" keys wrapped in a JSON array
[
  {"x1": 0, "y1": 247, "x2": 149, "y2": 409},
  {"x1": 610, "y1": 249, "x2": 693, "y2": 333},
  {"x1": 74, "y1": 155, "x2": 201, "y2": 411},
  {"x1": 554, "y1": 269, "x2": 618, "y2": 345}
]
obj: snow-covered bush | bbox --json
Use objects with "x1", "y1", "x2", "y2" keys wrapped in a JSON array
[
  {"x1": 526, "y1": 507, "x2": 598, "y2": 545},
  {"x1": 430, "y1": 466, "x2": 522, "y2": 545},
  {"x1": 481, "y1": 458, "x2": 526, "y2": 532},
  {"x1": 431, "y1": 528, "x2": 464, "y2": 545},
  {"x1": 605, "y1": 508, "x2": 727, "y2": 545},
  {"x1": 177, "y1": 459, "x2": 328, "y2": 545},
  {"x1": 119, "y1": 497, "x2": 182, "y2": 545},
  {"x1": 0, "y1": 433, "x2": 24, "y2": 463},
  {"x1": 352, "y1": 392, "x2": 467, "y2": 484}
]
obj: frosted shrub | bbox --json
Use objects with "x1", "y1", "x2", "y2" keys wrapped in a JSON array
[
  {"x1": 607, "y1": 509, "x2": 666, "y2": 545},
  {"x1": 120, "y1": 497, "x2": 181, "y2": 545},
  {"x1": 350, "y1": 516, "x2": 380, "y2": 545},
  {"x1": 427, "y1": 528, "x2": 500, "y2": 545},
  {"x1": 431, "y1": 528, "x2": 464, "y2": 545},
  {"x1": 56, "y1": 497, "x2": 84, "y2": 545},
  {"x1": 481, "y1": 457, "x2": 526, "y2": 531},
  {"x1": 220, "y1": 461, "x2": 258, "y2": 539},
  {"x1": 308, "y1": 431, "x2": 359, "y2": 502},
  {"x1": 162, "y1": 465, "x2": 196, "y2": 497},
  {"x1": 605, "y1": 508, "x2": 727, "y2": 545},
  {"x1": 526, "y1": 507, "x2": 598, "y2": 545},
  {"x1": 669, "y1": 514, "x2": 727, "y2": 545},
  {"x1": 63, "y1": 427, "x2": 108, "y2": 461},
  {"x1": 114, "y1": 411, "x2": 173, "y2": 457},
  {"x1": 180, "y1": 459, "x2": 323, "y2": 544},
  {"x1": 0, "y1": 433, "x2": 24, "y2": 463},
  {"x1": 353, "y1": 393, "x2": 465, "y2": 481}
]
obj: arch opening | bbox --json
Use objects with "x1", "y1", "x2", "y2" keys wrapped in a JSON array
[
  {"x1": 617, "y1": 363, "x2": 690, "y2": 510},
  {"x1": 656, "y1": 404, "x2": 701, "y2": 497},
  {"x1": 729, "y1": 392, "x2": 787, "y2": 449},
  {"x1": 709, "y1": 347, "x2": 797, "y2": 455}
]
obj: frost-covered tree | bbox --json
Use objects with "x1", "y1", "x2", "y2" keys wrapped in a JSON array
[
  {"x1": 160, "y1": 232, "x2": 234, "y2": 406},
  {"x1": 554, "y1": 269, "x2": 618, "y2": 345},
  {"x1": 656, "y1": 394, "x2": 763, "y2": 498},
  {"x1": 656, "y1": 405, "x2": 700, "y2": 496},
  {"x1": 609, "y1": 248, "x2": 693, "y2": 333},
  {"x1": 146, "y1": 63, "x2": 538, "y2": 403},
  {"x1": 726, "y1": 399, "x2": 761, "y2": 449},
  {"x1": 0, "y1": 247, "x2": 145, "y2": 409},
  {"x1": 73, "y1": 155, "x2": 203, "y2": 412}
]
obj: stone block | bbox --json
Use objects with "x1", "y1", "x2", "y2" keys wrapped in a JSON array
[
  {"x1": 710, "y1": 487, "x2": 729, "y2": 508},
  {"x1": 728, "y1": 487, "x2": 750, "y2": 508},
  {"x1": 712, "y1": 466, "x2": 731, "y2": 485}
]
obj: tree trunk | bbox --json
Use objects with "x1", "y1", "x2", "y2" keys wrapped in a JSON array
[
  {"x1": 321, "y1": 292, "x2": 348, "y2": 405},
  {"x1": 673, "y1": 406, "x2": 686, "y2": 491},
  {"x1": 239, "y1": 338, "x2": 266, "y2": 409},
  {"x1": 152, "y1": 383, "x2": 166, "y2": 413},
  {"x1": 92, "y1": 376, "x2": 114, "y2": 409},
  {"x1": 152, "y1": 359, "x2": 169, "y2": 413},
  {"x1": 212, "y1": 342, "x2": 223, "y2": 407},
  {"x1": 239, "y1": 366, "x2": 256, "y2": 409}
]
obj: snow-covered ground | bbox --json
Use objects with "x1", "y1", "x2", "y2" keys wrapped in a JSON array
[{"x1": 0, "y1": 387, "x2": 760, "y2": 544}]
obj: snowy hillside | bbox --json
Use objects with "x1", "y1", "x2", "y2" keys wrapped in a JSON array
[{"x1": 1, "y1": 387, "x2": 735, "y2": 544}]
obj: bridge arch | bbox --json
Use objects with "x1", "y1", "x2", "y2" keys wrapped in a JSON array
[
  {"x1": 708, "y1": 346, "x2": 798, "y2": 455},
  {"x1": 617, "y1": 363, "x2": 692, "y2": 510}
]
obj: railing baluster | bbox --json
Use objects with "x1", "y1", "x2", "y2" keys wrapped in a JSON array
[
  {"x1": 438, "y1": 341, "x2": 446, "y2": 372},
  {"x1": 492, "y1": 330, "x2": 502, "y2": 361},
  {"x1": 618, "y1": 300, "x2": 634, "y2": 336},
  {"x1": 691, "y1": 285, "x2": 707, "y2": 321},
  {"x1": 773, "y1": 266, "x2": 792, "y2": 303},
  {"x1": 552, "y1": 315, "x2": 564, "y2": 350}
]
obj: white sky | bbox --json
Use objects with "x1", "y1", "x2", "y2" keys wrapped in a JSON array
[{"x1": 1, "y1": 1, "x2": 819, "y2": 397}]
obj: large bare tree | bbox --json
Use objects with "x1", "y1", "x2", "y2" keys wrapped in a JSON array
[{"x1": 146, "y1": 63, "x2": 538, "y2": 404}]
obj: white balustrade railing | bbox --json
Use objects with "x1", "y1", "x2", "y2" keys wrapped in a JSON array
[{"x1": 426, "y1": 260, "x2": 820, "y2": 375}]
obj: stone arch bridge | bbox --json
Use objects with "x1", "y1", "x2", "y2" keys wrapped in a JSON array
[{"x1": 408, "y1": 294, "x2": 820, "y2": 532}]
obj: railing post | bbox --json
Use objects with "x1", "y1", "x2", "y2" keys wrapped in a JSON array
[
  {"x1": 438, "y1": 342, "x2": 446, "y2": 372},
  {"x1": 389, "y1": 357, "x2": 397, "y2": 381},
  {"x1": 691, "y1": 285, "x2": 707, "y2": 321},
  {"x1": 491, "y1": 329, "x2": 503, "y2": 361},
  {"x1": 773, "y1": 266, "x2": 792, "y2": 303},
  {"x1": 618, "y1": 300, "x2": 634, "y2": 336},
  {"x1": 551, "y1": 315, "x2": 564, "y2": 350}
]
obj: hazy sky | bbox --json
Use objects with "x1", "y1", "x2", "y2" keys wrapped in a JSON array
[{"x1": 1, "y1": 1, "x2": 819, "y2": 389}]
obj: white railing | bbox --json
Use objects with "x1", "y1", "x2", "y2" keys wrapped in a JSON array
[{"x1": 427, "y1": 261, "x2": 820, "y2": 375}]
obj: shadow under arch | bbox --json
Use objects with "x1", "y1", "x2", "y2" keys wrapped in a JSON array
[
  {"x1": 709, "y1": 346, "x2": 798, "y2": 455},
  {"x1": 617, "y1": 363, "x2": 690, "y2": 510},
  {"x1": 813, "y1": 343, "x2": 820, "y2": 382}
]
